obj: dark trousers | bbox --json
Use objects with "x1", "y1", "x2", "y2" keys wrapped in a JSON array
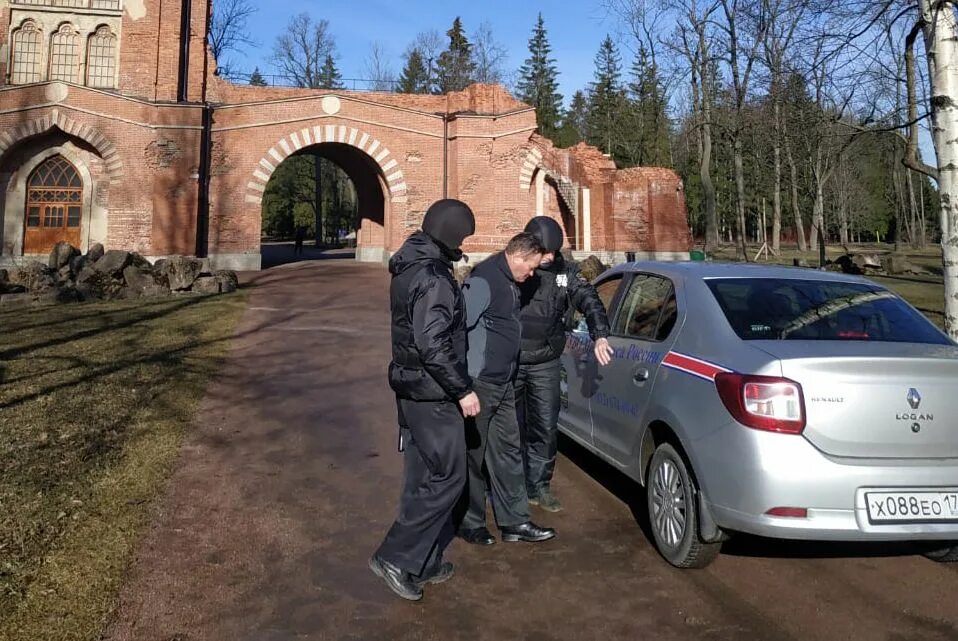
[
  {"x1": 458, "y1": 379, "x2": 530, "y2": 530},
  {"x1": 515, "y1": 358, "x2": 561, "y2": 497},
  {"x1": 376, "y1": 398, "x2": 466, "y2": 577}
]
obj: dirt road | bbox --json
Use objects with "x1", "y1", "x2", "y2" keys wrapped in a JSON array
[{"x1": 105, "y1": 261, "x2": 958, "y2": 641}]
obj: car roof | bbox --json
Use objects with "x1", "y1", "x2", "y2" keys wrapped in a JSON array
[{"x1": 604, "y1": 260, "x2": 877, "y2": 285}]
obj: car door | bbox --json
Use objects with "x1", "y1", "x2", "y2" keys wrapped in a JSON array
[
  {"x1": 590, "y1": 273, "x2": 679, "y2": 465},
  {"x1": 557, "y1": 273, "x2": 627, "y2": 448}
]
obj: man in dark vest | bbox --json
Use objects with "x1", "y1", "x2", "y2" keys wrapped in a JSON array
[
  {"x1": 517, "y1": 216, "x2": 613, "y2": 512},
  {"x1": 370, "y1": 199, "x2": 481, "y2": 601},
  {"x1": 456, "y1": 232, "x2": 557, "y2": 546}
]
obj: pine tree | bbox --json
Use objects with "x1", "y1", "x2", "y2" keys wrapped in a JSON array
[
  {"x1": 556, "y1": 91, "x2": 589, "y2": 147},
  {"x1": 249, "y1": 67, "x2": 267, "y2": 86},
  {"x1": 587, "y1": 36, "x2": 626, "y2": 162},
  {"x1": 435, "y1": 17, "x2": 475, "y2": 94},
  {"x1": 398, "y1": 48, "x2": 431, "y2": 93},
  {"x1": 625, "y1": 45, "x2": 671, "y2": 166},
  {"x1": 318, "y1": 53, "x2": 343, "y2": 90},
  {"x1": 516, "y1": 13, "x2": 563, "y2": 141}
]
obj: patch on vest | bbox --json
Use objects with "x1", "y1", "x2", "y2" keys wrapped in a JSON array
[{"x1": 556, "y1": 274, "x2": 568, "y2": 288}]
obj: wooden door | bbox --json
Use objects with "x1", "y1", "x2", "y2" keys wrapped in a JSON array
[{"x1": 23, "y1": 155, "x2": 83, "y2": 255}]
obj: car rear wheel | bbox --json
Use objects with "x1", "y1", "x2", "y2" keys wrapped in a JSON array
[
  {"x1": 922, "y1": 543, "x2": 958, "y2": 562},
  {"x1": 647, "y1": 443, "x2": 721, "y2": 569}
]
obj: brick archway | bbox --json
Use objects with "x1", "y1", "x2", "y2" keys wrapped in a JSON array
[
  {"x1": 0, "y1": 109, "x2": 123, "y2": 178},
  {"x1": 519, "y1": 147, "x2": 544, "y2": 191},
  {"x1": 245, "y1": 124, "x2": 408, "y2": 205}
]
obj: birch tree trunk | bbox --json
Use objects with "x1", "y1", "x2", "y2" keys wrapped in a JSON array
[
  {"x1": 918, "y1": 0, "x2": 958, "y2": 339},
  {"x1": 773, "y1": 99, "x2": 783, "y2": 252}
]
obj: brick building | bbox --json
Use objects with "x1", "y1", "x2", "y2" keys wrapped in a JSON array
[{"x1": 0, "y1": 0, "x2": 690, "y2": 270}]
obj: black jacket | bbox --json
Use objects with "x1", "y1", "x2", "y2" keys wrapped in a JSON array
[
  {"x1": 387, "y1": 232, "x2": 472, "y2": 402},
  {"x1": 462, "y1": 252, "x2": 521, "y2": 385},
  {"x1": 518, "y1": 256, "x2": 611, "y2": 365}
]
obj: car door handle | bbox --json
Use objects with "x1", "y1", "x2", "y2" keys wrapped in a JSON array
[{"x1": 632, "y1": 367, "x2": 650, "y2": 384}]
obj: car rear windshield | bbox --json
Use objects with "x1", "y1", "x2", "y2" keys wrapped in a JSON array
[{"x1": 705, "y1": 278, "x2": 949, "y2": 344}]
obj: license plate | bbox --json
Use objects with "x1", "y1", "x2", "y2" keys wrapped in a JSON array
[{"x1": 865, "y1": 491, "x2": 958, "y2": 523}]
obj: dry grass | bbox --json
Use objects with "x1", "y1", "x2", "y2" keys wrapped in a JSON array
[
  {"x1": 706, "y1": 243, "x2": 947, "y2": 328},
  {"x1": 0, "y1": 292, "x2": 247, "y2": 641}
]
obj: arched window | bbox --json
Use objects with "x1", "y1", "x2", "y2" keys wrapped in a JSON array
[
  {"x1": 10, "y1": 20, "x2": 42, "y2": 85},
  {"x1": 86, "y1": 25, "x2": 117, "y2": 88},
  {"x1": 49, "y1": 23, "x2": 80, "y2": 83},
  {"x1": 24, "y1": 155, "x2": 84, "y2": 254}
]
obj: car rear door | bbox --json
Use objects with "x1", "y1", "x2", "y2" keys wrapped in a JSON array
[
  {"x1": 591, "y1": 273, "x2": 680, "y2": 465},
  {"x1": 558, "y1": 273, "x2": 627, "y2": 447}
]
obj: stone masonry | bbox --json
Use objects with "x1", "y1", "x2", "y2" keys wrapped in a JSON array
[{"x1": 0, "y1": 0, "x2": 690, "y2": 270}]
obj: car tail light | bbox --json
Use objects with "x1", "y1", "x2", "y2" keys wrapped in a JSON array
[
  {"x1": 714, "y1": 373, "x2": 806, "y2": 434},
  {"x1": 766, "y1": 507, "x2": 808, "y2": 518}
]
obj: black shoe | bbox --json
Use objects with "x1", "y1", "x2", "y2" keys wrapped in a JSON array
[
  {"x1": 457, "y1": 526, "x2": 496, "y2": 546},
  {"x1": 500, "y1": 521, "x2": 556, "y2": 543},
  {"x1": 416, "y1": 560, "x2": 455, "y2": 585},
  {"x1": 368, "y1": 555, "x2": 423, "y2": 601}
]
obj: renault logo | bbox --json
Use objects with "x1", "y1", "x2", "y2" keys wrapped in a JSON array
[{"x1": 907, "y1": 388, "x2": 922, "y2": 410}]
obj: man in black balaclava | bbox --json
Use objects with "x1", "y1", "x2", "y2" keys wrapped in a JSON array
[
  {"x1": 516, "y1": 216, "x2": 613, "y2": 512},
  {"x1": 370, "y1": 199, "x2": 480, "y2": 601}
]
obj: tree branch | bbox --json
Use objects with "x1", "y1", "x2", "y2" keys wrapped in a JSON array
[{"x1": 904, "y1": 19, "x2": 939, "y2": 181}]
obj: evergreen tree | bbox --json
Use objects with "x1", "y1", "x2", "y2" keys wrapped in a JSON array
[
  {"x1": 435, "y1": 17, "x2": 475, "y2": 93},
  {"x1": 555, "y1": 91, "x2": 589, "y2": 147},
  {"x1": 249, "y1": 67, "x2": 267, "y2": 86},
  {"x1": 398, "y1": 48, "x2": 431, "y2": 94},
  {"x1": 318, "y1": 53, "x2": 344, "y2": 89},
  {"x1": 586, "y1": 36, "x2": 627, "y2": 162},
  {"x1": 625, "y1": 45, "x2": 671, "y2": 166},
  {"x1": 516, "y1": 13, "x2": 563, "y2": 141}
]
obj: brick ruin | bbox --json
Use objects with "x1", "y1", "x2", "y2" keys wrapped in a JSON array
[{"x1": 0, "y1": 0, "x2": 690, "y2": 270}]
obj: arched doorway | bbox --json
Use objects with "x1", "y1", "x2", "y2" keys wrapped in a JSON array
[
  {"x1": 260, "y1": 142, "x2": 387, "y2": 267},
  {"x1": 531, "y1": 169, "x2": 578, "y2": 251},
  {"x1": 24, "y1": 155, "x2": 83, "y2": 254}
]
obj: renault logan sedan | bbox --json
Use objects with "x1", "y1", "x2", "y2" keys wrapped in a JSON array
[{"x1": 558, "y1": 262, "x2": 958, "y2": 568}]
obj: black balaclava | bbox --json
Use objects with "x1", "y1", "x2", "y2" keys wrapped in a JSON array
[
  {"x1": 524, "y1": 216, "x2": 564, "y2": 253},
  {"x1": 422, "y1": 199, "x2": 476, "y2": 261},
  {"x1": 524, "y1": 216, "x2": 565, "y2": 270}
]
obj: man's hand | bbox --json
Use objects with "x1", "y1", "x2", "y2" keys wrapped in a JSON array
[
  {"x1": 594, "y1": 338, "x2": 614, "y2": 366},
  {"x1": 459, "y1": 392, "x2": 481, "y2": 417}
]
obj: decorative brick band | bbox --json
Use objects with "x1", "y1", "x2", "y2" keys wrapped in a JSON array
[
  {"x1": 245, "y1": 125, "x2": 408, "y2": 205},
  {"x1": 518, "y1": 146, "x2": 544, "y2": 191},
  {"x1": 0, "y1": 109, "x2": 123, "y2": 178}
]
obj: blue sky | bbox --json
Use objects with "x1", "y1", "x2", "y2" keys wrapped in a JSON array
[{"x1": 228, "y1": 0, "x2": 625, "y2": 102}]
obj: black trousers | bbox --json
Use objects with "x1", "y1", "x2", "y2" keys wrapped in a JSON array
[
  {"x1": 458, "y1": 379, "x2": 530, "y2": 530},
  {"x1": 376, "y1": 398, "x2": 466, "y2": 576},
  {"x1": 515, "y1": 358, "x2": 561, "y2": 497}
]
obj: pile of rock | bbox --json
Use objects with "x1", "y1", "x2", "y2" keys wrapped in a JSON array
[
  {"x1": 0, "y1": 242, "x2": 239, "y2": 307},
  {"x1": 827, "y1": 252, "x2": 931, "y2": 277}
]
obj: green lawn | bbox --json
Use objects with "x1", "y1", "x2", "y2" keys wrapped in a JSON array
[{"x1": 0, "y1": 293, "x2": 246, "y2": 641}]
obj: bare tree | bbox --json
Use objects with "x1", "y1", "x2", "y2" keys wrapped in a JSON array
[
  {"x1": 761, "y1": 0, "x2": 808, "y2": 252},
  {"x1": 669, "y1": 0, "x2": 722, "y2": 251},
  {"x1": 208, "y1": 0, "x2": 257, "y2": 75},
  {"x1": 272, "y1": 13, "x2": 336, "y2": 89},
  {"x1": 364, "y1": 41, "x2": 397, "y2": 91},
  {"x1": 471, "y1": 21, "x2": 509, "y2": 85}
]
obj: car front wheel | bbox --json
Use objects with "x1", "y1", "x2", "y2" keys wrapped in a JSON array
[{"x1": 647, "y1": 443, "x2": 721, "y2": 569}]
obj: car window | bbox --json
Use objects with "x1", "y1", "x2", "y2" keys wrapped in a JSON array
[
  {"x1": 654, "y1": 290, "x2": 678, "y2": 341},
  {"x1": 705, "y1": 278, "x2": 950, "y2": 344},
  {"x1": 613, "y1": 275, "x2": 674, "y2": 341},
  {"x1": 572, "y1": 275, "x2": 622, "y2": 332}
]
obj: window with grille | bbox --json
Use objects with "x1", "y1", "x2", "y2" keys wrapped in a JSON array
[
  {"x1": 86, "y1": 26, "x2": 117, "y2": 88},
  {"x1": 49, "y1": 23, "x2": 80, "y2": 83},
  {"x1": 11, "y1": 20, "x2": 43, "y2": 85}
]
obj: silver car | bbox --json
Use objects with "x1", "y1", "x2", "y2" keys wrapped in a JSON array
[{"x1": 559, "y1": 262, "x2": 958, "y2": 568}]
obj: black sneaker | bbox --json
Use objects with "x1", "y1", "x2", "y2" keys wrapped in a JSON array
[
  {"x1": 368, "y1": 555, "x2": 423, "y2": 601},
  {"x1": 529, "y1": 489, "x2": 563, "y2": 512},
  {"x1": 416, "y1": 561, "x2": 455, "y2": 585}
]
